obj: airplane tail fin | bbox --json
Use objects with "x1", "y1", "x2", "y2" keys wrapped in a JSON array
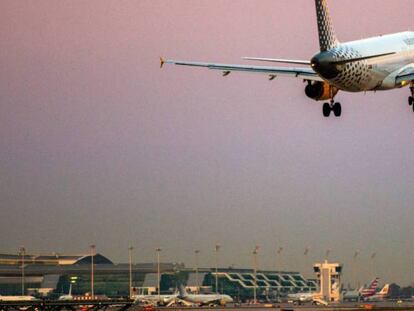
[
  {"x1": 314, "y1": 0, "x2": 339, "y2": 51},
  {"x1": 178, "y1": 284, "x2": 188, "y2": 298},
  {"x1": 370, "y1": 278, "x2": 379, "y2": 289},
  {"x1": 379, "y1": 284, "x2": 390, "y2": 296}
]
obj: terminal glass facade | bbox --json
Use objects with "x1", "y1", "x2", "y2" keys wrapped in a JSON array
[{"x1": 0, "y1": 253, "x2": 317, "y2": 300}]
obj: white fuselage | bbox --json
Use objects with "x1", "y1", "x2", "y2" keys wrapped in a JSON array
[
  {"x1": 181, "y1": 293, "x2": 233, "y2": 305},
  {"x1": 288, "y1": 292, "x2": 314, "y2": 302},
  {"x1": 133, "y1": 294, "x2": 178, "y2": 305},
  {"x1": 58, "y1": 295, "x2": 73, "y2": 301},
  {"x1": 312, "y1": 31, "x2": 414, "y2": 92},
  {"x1": 288, "y1": 291, "x2": 322, "y2": 303}
]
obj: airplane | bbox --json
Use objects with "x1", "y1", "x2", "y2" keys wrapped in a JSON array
[
  {"x1": 287, "y1": 282, "x2": 340, "y2": 305},
  {"x1": 342, "y1": 287, "x2": 363, "y2": 302},
  {"x1": 177, "y1": 285, "x2": 233, "y2": 306},
  {"x1": 360, "y1": 278, "x2": 380, "y2": 299},
  {"x1": 0, "y1": 295, "x2": 37, "y2": 301},
  {"x1": 364, "y1": 284, "x2": 390, "y2": 302},
  {"x1": 343, "y1": 278, "x2": 385, "y2": 301},
  {"x1": 161, "y1": 0, "x2": 414, "y2": 117},
  {"x1": 287, "y1": 292, "x2": 315, "y2": 304},
  {"x1": 58, "y1": 283, "x2": 73, "y2": 301},
  {"x1": 287, "y1": 287, "x2": 330, "y2": 306},
  {"x1": 133, "y1": 292, "x2": 178, "y2": 306}
]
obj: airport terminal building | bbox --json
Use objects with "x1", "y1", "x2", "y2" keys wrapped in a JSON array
[{"x1": 0, "y1": 252, "x2": 317, "y2": 300}]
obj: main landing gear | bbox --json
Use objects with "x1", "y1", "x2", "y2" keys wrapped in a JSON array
[
  {"x1": 322, "y1": 87, "x2": 341, "y2": 117},
  {"x1": 323, "y1": 101, "x2": 342, "y2": 117},
  {"x1": 408, "y1": 83, "x2": 414, "y2": 112}
]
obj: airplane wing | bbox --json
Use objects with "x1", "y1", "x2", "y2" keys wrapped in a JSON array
[{"x1": 161, "y1": 58, "x2": 323, "y2": 82}]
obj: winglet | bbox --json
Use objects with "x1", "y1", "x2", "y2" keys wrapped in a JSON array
[{"x1": 160, "y1": 57, "x2": 166, "y2": 68}]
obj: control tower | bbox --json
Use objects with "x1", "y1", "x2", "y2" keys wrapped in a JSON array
[{"x1": 313, "y1": 260, "x2": 342, "y2": 302}]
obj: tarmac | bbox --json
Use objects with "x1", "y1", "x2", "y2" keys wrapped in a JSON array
[
  {"x1": 130, "y1": 302, "x2": 414, "y2": 311},
  {"x1": 2, "y1": 301, "x2": 414, "y2": 311}
]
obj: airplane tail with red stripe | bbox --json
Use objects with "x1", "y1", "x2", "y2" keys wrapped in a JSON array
[{"x1": 360, "y1": 278, "x2": 379, "y2": 297}]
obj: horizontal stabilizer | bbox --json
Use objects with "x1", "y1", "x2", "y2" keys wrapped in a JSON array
[
  {"x1": 243, "y1": 57, "x2": 311, "y2": 65},
  {"x1": 160, "y1": 57, "x2": 166, "y2": 68}
]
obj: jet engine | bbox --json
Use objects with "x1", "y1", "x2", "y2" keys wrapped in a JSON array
[{"x1": 305, "y1": 81, "x2": 338, "y2": 101}]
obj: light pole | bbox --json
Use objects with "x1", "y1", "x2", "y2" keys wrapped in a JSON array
[
  {"x1": 325, "y1": 248, "x2": 331, "y2": 261},
  {"x1": 253, "y1": 245, "x2": 259, "y2": 304},
  {"x1": 19, "y1": 246, "x2": 25, "y2": 295},
  {"x1": 129, "y1": 246, "x2": 134, "y2": 299},
  {"x1": 156, "y1": 248, "x2": 161, "y2": 300},
  {"x1": 276, "y1": 247, "x2": 283, "y2": 271},
  {"x1": 90, "y1": 245, "x2": 96, "y2": 299},
  {"x1": 303, "y1": 247, "x2": 310, "y2": 290},
  {"x1": 353, "y1": 250, "x2": 359, "y2": 290},
  {"x1": 370, "y1": 252, "x2": 377, "y2": 282},
  {"x1": 195, "y1": 250, "x2": 200, "y2": 293},
  {"x1": 214, "y1": 244, "x2": 220, "y2": 294},
  {"x1": 304, "y1": 247, "x2": 310, "y2": 256}
]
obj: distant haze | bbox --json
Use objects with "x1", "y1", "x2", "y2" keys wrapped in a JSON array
[{"x1": 1, "y1": 0, "x2": 414, "y2": 286}]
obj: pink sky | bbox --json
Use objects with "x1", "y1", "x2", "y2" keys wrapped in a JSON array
[{"x1": 1, "y1": 0, "x2": 414, "y2": 285}]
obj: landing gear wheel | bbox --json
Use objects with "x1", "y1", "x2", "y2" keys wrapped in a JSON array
[
  {"x1": 322, "y1": 103, "x2": 331, "y2": 117},
  {"x1": 333, "y1": 102, "x2": 342, "y2": 117},
  {"x1": 409, "y1": 96, "x2": 413, "y2": 106}
]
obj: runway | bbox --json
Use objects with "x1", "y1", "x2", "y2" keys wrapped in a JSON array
[
  {"x1": 131, "y1": 302, "x2": 414, "y2": 311},
  {"x1": 167, "y1": 308, "x2": 414, "y2": 311},
  {"x1": 2, "y1": 301, "x2": 414, "y2": 311}
]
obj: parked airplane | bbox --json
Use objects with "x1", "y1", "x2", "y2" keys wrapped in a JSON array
[
  {"x1": 58, "y1": 283, "x2": 73, "y2": 301},
  {"x1": 364, "y1": 284, "x2": 390, "y2": 301},
  {"x1": 287, "y1": 292, "x2": 322, "y2": 305},
  {"x1": 133, "y1": 293, "x2": 178, "y2": 306},
  {"x1": 342, "y1": 287, "x2": 363, "y2": 302},
  {"x1": 343, "y1": 279, "x2": 387, "y2": 302},
  {"x1": 287, "y1": 287, "x2": 330, "y2": 306},
  {"x1": 0, "y1": 295, "x2": 37, "y2": 301},
  {"x1": 360, "y1": 278, "x2": 380, "y2": 299},
  {"x1": 178, "y1": 285, "x2": 233, "y2": 306},
  {"x1": 161, "y1": 0, "x2": 414, "y2": 117}
]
